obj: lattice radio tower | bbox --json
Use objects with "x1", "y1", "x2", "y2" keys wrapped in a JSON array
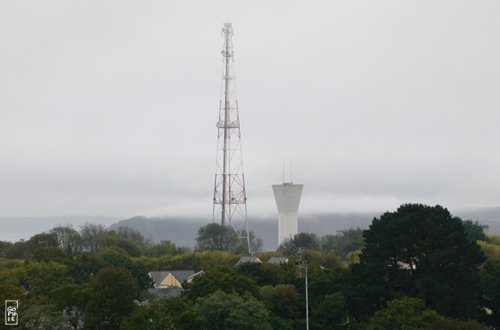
[{"x1": 212, "y1": 23, "x2": 251, "y2": 253}]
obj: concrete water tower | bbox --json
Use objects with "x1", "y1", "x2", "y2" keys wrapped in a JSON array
[{"x1": 272, "y1": 177, "x2": 303, "y2": 247}]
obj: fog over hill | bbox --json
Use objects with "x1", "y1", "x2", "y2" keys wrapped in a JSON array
[
  {"x1": 1, "y1": 207, "x2": 499, "y2": 250},
  {"x1": 111, "y1": 208, "x2": 500, "y2": 251},
  {"x1": 0, "y1": 216, "x2": 118, "y2": 242},
  {"x1": 455, "y1": 207, "x2": 500, "y2": 222},
  {"x1": 109, "y1": 214, "x2": 377, "y2": 251}
]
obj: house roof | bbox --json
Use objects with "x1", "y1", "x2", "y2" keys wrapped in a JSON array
[
  {"x1": 149, "y1": 271, "x2": 170, "y2": 286},
  {"x1": 169, "y1": 270, "x2": 196, "y2": 283},
  {"x1": 187, "y1": 270, "x2": 204, "y2": 281},
  {"x1": 267, "y1": 257, "x2": 289, "y2": 265},
  {"x1": 236, "y1": 256, "x2": 262, "y2": 265},
  {"x1": 149, "y1": 270, "x2": 196, "y2": 286}
]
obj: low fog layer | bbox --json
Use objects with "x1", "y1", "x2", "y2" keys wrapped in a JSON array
[{"x1": 0, "y1": 1, "x2": 499, "y2": 219}]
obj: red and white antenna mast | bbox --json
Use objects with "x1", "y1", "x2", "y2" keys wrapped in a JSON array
[{"x1": 212, "y1": 23, "x2": 250, "y2": 253}]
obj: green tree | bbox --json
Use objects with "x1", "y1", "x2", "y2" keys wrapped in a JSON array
[
  {"x1": 479, "y1": 258, "x2": 500, "y2": 326},
  {"x1": 304, "y1": 249, "x2": 342, "y2": 268},
  {"x1": 5, "y1": 241, "x2": 29, "y2": 259},
  {"x1": 96, "y1": 230, "x2": 122, "y2": 250},
  {"x1": 364, "y1": 296, "x2": 488, "y2": 330},
  {"x1": 121, "y1": 305, "x2": 175, "y2": 330},
  {"x1": 0, "y1": 241, "x2": 13, "y2": 258},
  {"x1": 278, "y1": 233, "x2": 320, "y2": 255},
  {"x1": 321, "y1": 228, "x2": 364, "y2": 258},
  {"x1": 19, "y1": 303, "x2": 63, "y2": 330},
  {"x1": 114, "y1": 226, "x2": 149, "y2": 248},
  {"x1": 2, "y1": 232, "x2": 59, "y2": 259},
  {"x1": 347, "y1": 204, "x2": 485, "y2": 320},
  {"x1": 95, "y1": 246, "x2": 132, "y2": 267},
  {"x1": 0, "y1": 260, "x2": 24, "y2": 287},
  {"x1": 80, "y1": 223, "x2": 105, "y2": 252},
  {"x1": 236, "y1": 262, "x2": 280, "y2": 286},
  {"x1": 345, "y1": 249, "x2": 362, "y2": 264},
  {"x1": 478, "y1": 239, "x2": 500, "y2": 259},
  {"x1": 365, "y1": 297, "x2": 441, "y2": 330},
  {"x1": 114, "y1": 239, "x2": 142, "y2": 257},
  {"x1": 0, "y1": 284, "x2": 23, "y2": 304},
  {"x1": 66, "y1": 254, "x2": 100, "y2": 284},
  {"x1": 51, "y1": 225, "x2": 84, "y2": 255},
  {"x1": 195, "y1": 290, "x2": 272, "y2": 330},
  {"x1": 22, "y1": 261, "x2": 69, "y2": 297},
  {"x1": 186, "y1": 267, "x2": 259, "y2": 300},
  {"x1": 196, "y1": 223, "x2": 262, "y2": 253},
  {"x1": 311, "y1": 292, "x2": 348, "y2": 330},
  {"x1": 32, "y1": 246, "x2": 70, "y2": 263},
  {"x1": 52, "y1": 283, "x2": 91, "y2": 329},
  {"x1": 428, "y1": 318, "x2": 488, "y2": 330},
  {"x1": 196, "y1": 223, "x2": 240, "y2": 252},
  {"x1": 306, "y1": 265, "x2": 345, "y2": 299},
  {"x1": 85, "y1": 267, "x2": 138, "y2": 330},
  {"x1": 27, "y1": 232, "x2": 59, "y2": 250},
  {"x1": 462, "y1": 219, "x2": 487, "y2": 241},
  {"x1": 260, "y1": 284, "x2": 300, "y2": 327},
  {"x1": 122, "y1": 296, "x2": 207, "y2": 330},
  {"x1": 94, "y1": 247, "x2": 152, "y2": 290},
  {"x1": 160, "y1": 296, "x2": 207, "y2": 329},
  {"x1": 145, "y1": 240, "x2": 178, "y2": 257}
]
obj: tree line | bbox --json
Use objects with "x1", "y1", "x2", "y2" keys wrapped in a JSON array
[{"x1": 0, "y1": 203, "x2": 499, "y2": 329}]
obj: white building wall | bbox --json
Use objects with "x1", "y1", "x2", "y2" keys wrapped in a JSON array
[{"x1": 272, "y1": 183, "x2": 303, "y2": 246}]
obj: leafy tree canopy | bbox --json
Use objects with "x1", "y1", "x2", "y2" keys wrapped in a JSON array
[
  {"x1": 311, "y1": 292, "x2": 347, "y2": 330},
  {"x1": 50, "y1": 226, "x2": 84, "y2": 255},
  {"x1": 462, "y1": 219, "x2": 488, "y2": 242},
  {"x1": 144, "y1": 240, "x2": 179, "y2": 257},
  {"x1": 195, "y1": 290, "x2": 272, "y2": 330},
  {"x1": 0, "y1": 284, "x2": 24, "y2": 304},
  {"x1": 123, "y1": 296, "x2": 207, "y2": 330},
  {"x1": 186, "y1": 267, "x2": 259, "y2": 300},
  {"x1": 321, "y1": 228, "x2": 364, "y2": 258},
  {"x1": 478, "y1": 238, "x2": 500, "y2": 259},
  {"x1": 348, "y1": 204, "x2": 485, "y2": 320},
  {"x1": 364, "y1": 296, "x2": 488, "y2": 330},
  {"x1": 259, "y1": 284, "x2": 300, "y2": 320},
  {"x1": 85, "y1": 267, "x2": 138, "y2": 330},
  {"x1": 32, "y1": 246, "x2": 70, "y2": 263},
  {"x1": 196, "y1": 223, "x2": 260, "y2": 253},
  {"x1": 278, "y1": 232, "x2": 320, "y2": 255},
  {"x1": 365, "y1": 297, "x2": 441, "y2": 330},
  {"x1": 479, "y1": 258, "x2": 500, "y2": 326}
]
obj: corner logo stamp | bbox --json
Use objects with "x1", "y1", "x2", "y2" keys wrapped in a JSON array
[{"x1": 5, "y1": 300, "x2": 18, "y2": 326}]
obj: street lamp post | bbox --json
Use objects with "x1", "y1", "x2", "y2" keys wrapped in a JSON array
[{"x1": 295, "y1": 247, "x2": 309, "y2": 330}]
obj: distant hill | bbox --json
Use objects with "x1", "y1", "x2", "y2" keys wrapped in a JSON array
[
  {"x1": 109, "y1": 213, "x2": 380, "y2": 251},
  {"x1": 455, "y1": 206, "x2": 500, "y2": 222},
  {"x1": 0, "y1": 216, "x2": 119, "y2": 242},
  {"x1": 111, "y1": 208, "x2": 500, "y2": 251},
  {"x1": 1, "y1": 207, "x2": 499, "y2": 250},
  {"x1": 454, "y1": 206, "x2": 500, "y2": 237},
  {"x1": 109, "y1": 216, "x2": 205, "y2": 248}
]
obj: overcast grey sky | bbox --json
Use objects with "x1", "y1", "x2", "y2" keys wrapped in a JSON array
[{"x1": 0, "y1": 1, "x2": 499, "y2": 219}]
